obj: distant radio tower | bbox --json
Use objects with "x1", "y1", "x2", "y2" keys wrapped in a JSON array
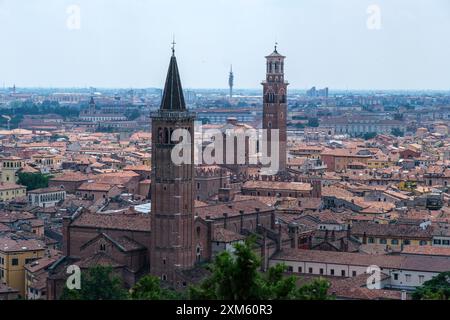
[{"x1": 228, "y1": 65, "x2": 234, "y2": 99}]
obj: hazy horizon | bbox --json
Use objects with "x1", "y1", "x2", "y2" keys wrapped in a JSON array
[{"x1": 1, "y1": 0, "x2": 450, "y2": 90}]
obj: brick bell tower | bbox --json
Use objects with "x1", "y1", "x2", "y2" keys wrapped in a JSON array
[
  {"x1": 150, "y1": 45, "x2": 196, "y2": 285},
  {"x1": 262, "y1": 44, "x2": 288, "y2": 173}
]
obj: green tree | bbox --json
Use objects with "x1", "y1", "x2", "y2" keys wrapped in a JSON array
[
  {"x1": 297, "y1": 278, "x2": 332, "y2": 300},
  {"x1": 391, "y1": 128, "x2": 404, "y2": 137},
  {"x1": 130, "y1": 275, "x2": 184, "y2": 300},
  {"x1": 17, "y1": 172, "x2": 52, "y2": 191},
  {"x1": 307, "y1": 118, "x2": 319, "y2": 127},
  {"x1": 189, "y1": 237, "x2": 332, "y2": 300},
  {"x1": 363, "y1": 132, "x2": 377, "y2": 140},
  {"x1": 60, "y1": 265, "x2": 128, "y2": 300},
  {"x1": 412, "y1": 272, "x2": 450, "y2": 300},
  {"x1": 125, "y1": 109, "x2": 141, "y2": 121}
]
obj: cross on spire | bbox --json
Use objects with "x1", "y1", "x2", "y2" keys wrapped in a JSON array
[
  {"x1": 274, "y1": 41, "x2": 278, "y2": 52},
  {"x1": 171, "y1": 35, "x2": 176, "y2": 56}
]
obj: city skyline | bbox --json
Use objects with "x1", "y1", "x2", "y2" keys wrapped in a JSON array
[{"x1": 1, "y1": 0, "x2": 450, "y2": 90}]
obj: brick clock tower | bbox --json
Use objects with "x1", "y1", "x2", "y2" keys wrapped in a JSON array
[
  {"x1": 262, "y1": 44, "x2": 288, "y2": 173},
  {"x1": 150, "y1": 47, "x2": 196, "y2": 285}
]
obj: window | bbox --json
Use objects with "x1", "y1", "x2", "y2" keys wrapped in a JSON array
[
  {"x1": 12, "y1": 258, "x2": 19, "y2": 266},
  {"x1": 393, "y1": 273, "x2": 399, "y2": 281},
  {"x1": 419, "y1": 275, "x2": 425, "y2": 284},
  {"x1": 352, "y1": 271, "x2": 357, "y2": 277},
  {"x1": 368, "y1": 237, "x2": 375, "y2": 244},
  {"x1": 298, "y1": 266, "x2": 302, "y2": 273},
  {"x1": 330, "y1": 269, "x2": 335, "y2": 276},
  {"x1": 379, "y1": 238, "x2": 387, "y2": 244},
  {"x1": 404, "y1": 239, "x2": 411, "y2": 245},
  {"x1": 100, "y1": 244, "x2": 106, "y2": 251},
  {"x1": 308, "y1": 267, "x2": 313, "y2": 274},
  {"x1": 25, "y1": 258, "x2": 33, "y2": 265},
  {"x1": 405, "y1": 274, "x2": 411, "y2": 282},
  {"x1": 287, "y1": 266, "x2": 293, "y2": 272},
  {"x1": 391, "y1": 239, "x2": 399, "y2": 245},
  {"x1": 419, "y1": 240, "x2": 427, "y2": 246},
  {"x1": 443, "y1": 240, "x2": 450, "y2": 246},
  {"x1": 320, "y1": 268, "x2": 324, "y2": 275},
  {"x1": 341, "y1": 270, "x2": 346, "y2": 277},
  {"x1": 434, "y1": 239, "x2": 442, "y2": 245},
  {"x1": 162, "y1": 275, "x2": 167, "y2": 281}
]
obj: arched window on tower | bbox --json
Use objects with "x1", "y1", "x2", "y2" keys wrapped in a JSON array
[
  {"x1": 164, "y1": 128, "x2": 169, "y2": 144},
  {"x1": 265, "y1": 91, "x2": 275, "y2": 104},
  {"x1": 158, "y1": 127, "x2": 163, "y2": 143},
  {"x1": 279, "y1": 89, "x2": 286, "y2": 103}
]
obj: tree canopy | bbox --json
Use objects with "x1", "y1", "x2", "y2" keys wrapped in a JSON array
[
  {"x1": 412, "y1": 272, "x2": 450, "y2": 300},
  {"x1": 130, "y1": 275, "x2": 184, "y2": 300},
  {"x1": 189, "y1": 237, "x2": 332, "y2": 300},
  {"x1": 17, "y1": 172, "x2": 52, "y2": 191},
  {"x1": 60, "y1": 265, "x2": 128, "y2": 300}
]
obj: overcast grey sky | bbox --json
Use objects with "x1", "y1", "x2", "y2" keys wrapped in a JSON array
[{"x1": 0, "y1": 0, "x2": 449, "y2": 90}]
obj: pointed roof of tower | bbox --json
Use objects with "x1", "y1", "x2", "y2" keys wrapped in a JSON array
[
  {"x1": 160, "y1": 50, "x2": 186, "y2": 111},
  {"x1": 89, "y1": 96, "x2": 95, "y2": 105},
  {"x1": 266, "y1": 43, "x2": 285, "y2": 58}
]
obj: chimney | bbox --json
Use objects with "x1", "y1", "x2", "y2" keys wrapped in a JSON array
[
  {"x1": 401, "y1": 290, "x2": 407, "y2": 301},
  {"x1": 255, "y1": 208, "x2": 260, "y2": 226},
  {"x1": 276, "y1": 224, "x2": 282, "y2": 252},
  {"x1": 239, "y1": 210, "x2": 244, "y2": 233},
  {"x1": 206, "y1": 218, "x2": 213, "y2": 259},
  {"x1": 271, "y1": 210, "x2": 275, "y2": 230},
  {"x1": 261, "y1": 229, "x2": 268, "y2": 272},
  {"x1": 340, "y1": 237, "x2": 346, "y2": 252},
  {"x1": 62, "y1": 216, "x2": 71, "y2": 256},
  {"x1": 292, "y1": 224, "x2": 299, "y2": 249},
  {"x1": 226, "y1": 117, "x2": 238, "y2": 126},
  {"x1": 311, "y1": 180, "x2": 322, "y2": 198},
  {"x1": 223, "y1": 212, "x2": 228, "y2": 229},
  {"x1": 218, "y1": 188, "x2": 233, "y2": 202}
]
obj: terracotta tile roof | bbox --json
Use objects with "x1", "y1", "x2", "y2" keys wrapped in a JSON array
[
  {"x1": 25, "y1": 254, "x2": 62, "y2": 273},
  {"x1": 0, "y1": 182, "x2": 26, "y2": 191},
  {"x1": 351, "y1": 221, "x2": 433, "y2": 239},
  {"x1": 212, "y1": 227, "x2": 245, "y2": 243},
  {"x1": 77, "y1": 182, "x2": 116, "y2": 192},
  {"x1": 272, "y1": 248, "x2": 450, "y2": 273},
  {"x1": 70, "y1": 212, "x2": 151, "y2": 232},
  {"x1": 78, "y1": 252, "x2": 124, "y2": 269},
  {"x1": 195, "y1": 199, "x2": 273, "y2": 220},
  {"x1": 242, "y1": 180, "x2": 312, "y2": 192},
  {"x1": 401, "y1": 245, "x2": 450, "y2": 257},
  {"x1": 28, "y1": 186, "x2": 65, "y2": 194},
  {"x1": 0, "y1": 236, "x2": 46, "y2": 252}
]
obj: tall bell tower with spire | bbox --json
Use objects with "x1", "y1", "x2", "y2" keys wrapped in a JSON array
[
  {"x1": 150, "y1": 42, "x2": 196, "y2": 285},
  {"x1": 262, "y1": 43, "x2": 288, "y2": 173}
]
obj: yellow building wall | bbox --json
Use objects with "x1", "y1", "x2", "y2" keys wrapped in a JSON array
[
  {"x1": 369, "y1": 237, "x2": 430, "y2": 247},
  {"x1": 0, "y1": 187, "x2": 26, "y2": 202},
  {"x1": 0, "y1": 249, "x2": 45, "y2": 297}
]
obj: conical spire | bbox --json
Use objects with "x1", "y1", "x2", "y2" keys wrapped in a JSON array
[{"x1": 160, "y1": 50, "x2": 186, "y2": 111}]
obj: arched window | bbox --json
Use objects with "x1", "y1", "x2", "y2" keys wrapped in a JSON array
[
  {"x1": 164, "y1": 128, "x2": 169, "y2": 144},
  {"x1": 158, "y1": 127, "x2": 163, "y2": 143}
]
